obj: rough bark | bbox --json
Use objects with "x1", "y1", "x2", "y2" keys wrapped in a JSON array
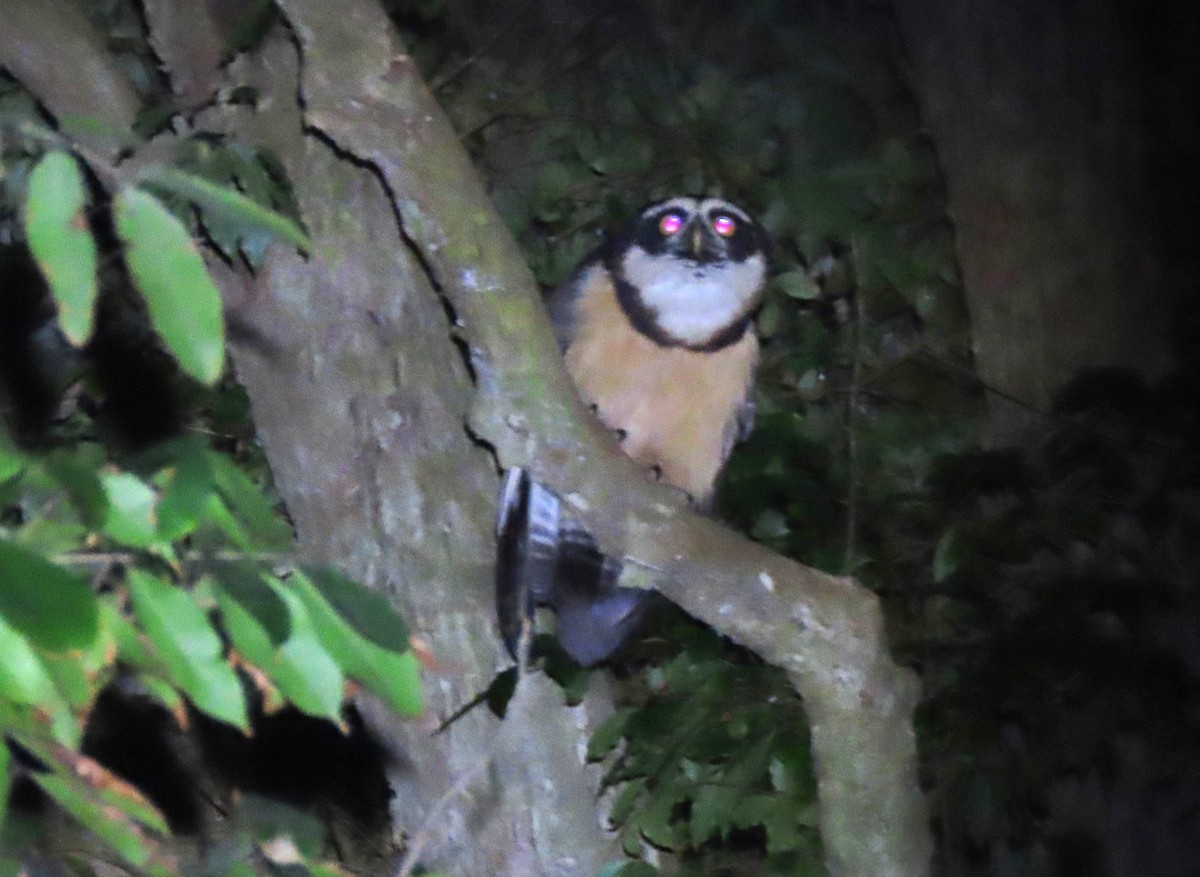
[
  {"x1": 891, "y1": 0, "x2": 1171, "y2": 445},
  {"x1": 4, "y1": 2, "x2": 933, "y2": 875},
  {"x1": 2, "y1": 0, "x2": 140, "y2": 159},
  {"x1": 190, "y1": 26, "x2": 617, "y2": 877},
  {"x1": 267, "y1": 2, "x2": 932, "y2": 874}
]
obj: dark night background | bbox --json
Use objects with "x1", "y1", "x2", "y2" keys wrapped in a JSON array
[{"x1": 2, "y1": 0, "x2": 1200, "y2": 875}]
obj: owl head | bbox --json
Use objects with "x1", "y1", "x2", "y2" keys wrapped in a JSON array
[{"x1": 610, "y1": 197, "x2": 769, "y2": 350}]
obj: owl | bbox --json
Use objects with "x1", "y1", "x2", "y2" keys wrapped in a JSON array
[
  {"x1": 546, "y1": 196, "x2": 768, "y2": 505},
  {"x1": 497, "y1": 197, "x2": 769, "y2": 666}
]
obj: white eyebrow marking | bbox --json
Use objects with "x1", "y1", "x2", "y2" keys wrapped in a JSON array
[
  {"x1": 699, "y1": 198, "x2": 751, "y2": 224},
  {"x1": 641, "y1": 196, "x2": 699, "y2": 219}
]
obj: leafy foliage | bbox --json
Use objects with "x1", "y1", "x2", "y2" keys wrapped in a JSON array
[
  {"x1": 391, "y1": 1, "x2": 982, "y2": 873},
  {"x1": 898, "y1": 371, "x2": 1200, "y2": 872},
  {"x1": 588, "y1": 621, "x2": 823, "y2": 876},
  {"x1": 1, "y1": 75, "x2": 414, "y2": 877},
  {"x1": 394, "y1": 2, "x2": 1197, "y2": 875}
]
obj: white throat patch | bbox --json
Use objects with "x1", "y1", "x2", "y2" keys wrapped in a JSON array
[{"x1": 620, "y1": 246, "x2": 765, "y2": 346}]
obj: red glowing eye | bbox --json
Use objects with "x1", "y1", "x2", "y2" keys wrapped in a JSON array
[
  {"x1": 712, "y1": 214, "x2": 737, "y2": 237},
  {"x1": 659, "y1": 213, "x2": 685, "y2": 236}
]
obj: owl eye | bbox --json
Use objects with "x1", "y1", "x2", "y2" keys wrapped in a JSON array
[
  {"x1": 658, "y1": 213, "x2": 685, "y2": 236},
  {"x1": 711, "y1": 214, "x2": 737, "y2": 237}
]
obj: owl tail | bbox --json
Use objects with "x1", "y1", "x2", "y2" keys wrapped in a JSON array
[{"x1": 494, "y1": 467, "x2": 661, "y2": 667}]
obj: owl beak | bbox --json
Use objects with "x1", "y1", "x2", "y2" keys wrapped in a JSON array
[{"x1": 685, "y1": 221, "x2": 720, "y2": 263}]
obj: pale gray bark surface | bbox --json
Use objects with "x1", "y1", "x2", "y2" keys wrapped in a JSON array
[{"x1": 3, "y1": 2, "x2": 934, "y2": 874}]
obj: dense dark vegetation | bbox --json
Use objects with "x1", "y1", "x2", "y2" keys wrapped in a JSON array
[{"x1": 2, "y1": 1, "x2": 1198, "y2": 875}]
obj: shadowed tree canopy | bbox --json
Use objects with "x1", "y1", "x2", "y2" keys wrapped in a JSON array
[{"x1": 2, "y1": 1, "x2": 1198, "y2": 876}]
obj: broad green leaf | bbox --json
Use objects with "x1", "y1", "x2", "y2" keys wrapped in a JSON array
[
  {"x1": 156, "y1": 438, "x2": 215, "y2": 540},
  {"x1": 29, "y1": 744, "x2": 170, "y2": 839},
  {"x1": 270, "y1": 583, "x2": 344, "y2": 721},
  {"x1": 89, "y1": 763, "x2": 170, "y2": 836},
  {"x1": 38, "y1": 649, "x2": 98, "y2": 710},
  {"x1": 588, "y1": 708, "x2": 634, "y2": 760},
  {"x1": 207, "y1": 451, "x2": 292, "y2": 549},
  {"x1": 775, "y1": 269, "x2": 821, "y2": 300},
  {"x1": 636, "y1": 780, "x2": 686, "y2": 849},
  {"x1": 302, "y1": 566, "x2": 409, "y2": 650},
  {"x1": 288, "y1": 571, "x2": 421, "y2": 718},
  {"x1": 100, "y1": 599, "x2": 156, "y2": 671},
  {"x1": 690, "y1": 783, "x2": 737, "y2": 845},
  {"x1": 211, "y1": 562, "x2": 290, "y2": 642},
  {"x1": 750, "y1": 509, "x2": 790, "y2": 542},
  {"x1": 100, "y1": 472, "x2": 159, "y2": 548},
  {"x1": 608, "y1": 776, "x2": 647, "y2": 826},
  {"x1": 0, "y1": 541, "x2": 98, "y2": 651},
  {"x1": 22, "y1": 151, "x2": 97, "y2": 344},
  {"x1": 216, "y1": 574, "x2": 343, "y2": 721},
  {"x1": 126, "y1": 570, "x2": 248, "y2": 730},
  {"x1": 768, "y1": 738, "x2": 814, "y2": 796},
  {"x1": 137, "y1": 674, "x2": 185, "y2": 717},
  {"x1": 45, "y1": 444, "x2": 108, "y2": 527},
  {"x1": 33, "y1": 773, "x2": 151, "y2": 866},
  {"x1": 0, "y1": 613, "x2": 78, "y2": 746},
  {"x1": 217, "y1": 583, "x2": 278, "y2": 668},
  {"x1": 114, "y1": 186, "x2": 225, "y2": 384},
  {"x1": 137, "y1": 166, "x2": 309, "y2": 253}
]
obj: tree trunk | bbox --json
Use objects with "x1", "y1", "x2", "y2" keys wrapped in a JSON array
[
  {"x1": 892, "y1": 0, "x2": 1172, "y2": 445},
  {"x1": 191, "y1": 23, "x2": 618, "y2": 877},
  {"x1": 5, "y1": 1, "x2": 934, "y2": 874}
]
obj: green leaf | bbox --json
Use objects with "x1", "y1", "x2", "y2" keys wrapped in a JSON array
[
  {"x1": 100, "y1": 472, "x2": 160, "y2": 548},
  {"x1": 136, "y1": 166, "x2": 309, "y2": 254},
  {"x1": 690, "y1": 783, "x2": 737, "y2": 845},
  {"x1": 23, "y1": 151, "x2": 98, "y2": 345},
  {"x1": 207, "y1": 450, "x2": 292, "y2": 549},
  {"x1": 211, "y1": 562, "x2": 290, "y2": 642},
  {"x1": 776, "y1": 269, "x2": 821, "y2": 300},
  {"x1": 768, "y1": 738, "x2": 814, "y2": 796},
  {"x1": 750, "y1": 509, "x2": 791, "y2": 542},
  {"x1": 33, "y1": 773, "x2": 151, "y2": 867},
  {"x1": 588, "y1": 708, "x2": 634, "y2": 760},
  {"x1": 0, "y1": 541, "x2": 98, "y2": 651},
  {"x1": 302, "y1": 566, "x2": 409, "y2": 650},
  {"x1": 100, "y1": 599, "x2": 156, "y2": 671},
  {"x1": 156, "y1": 438, "x2": 215, "y2": 540},
  {"x1": 114, "y1": 186, "x2": 225, "y2": 384},
  {"x1": 216, "y1": 574, "x2": 344, "y2": 722},
  {"x1": 288, "y1": 571, "x2": 421, "y2": 718},
  {"x1": 0, "y1": 613, "x2": 78, "y2": 746},
  {"x1": 608, "y1": 777, "x2": 647, "y2": 827},
  {"x1": 44, "y1": 444, "x2": 107, "y2": 527},
  {"x1": 270, "y1": 583, "x2": 345, "y2": 721},
  {"x1": 126, "y1": 570, "x2": 248, "y2": 730}
]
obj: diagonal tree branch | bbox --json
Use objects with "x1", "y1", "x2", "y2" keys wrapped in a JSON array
[
  {"x1": 273, "y1": 1, "x2": 932, "y2": 875},
  {"x1": 1, "y1": 0, "x2": 140, "y2": 159}
]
